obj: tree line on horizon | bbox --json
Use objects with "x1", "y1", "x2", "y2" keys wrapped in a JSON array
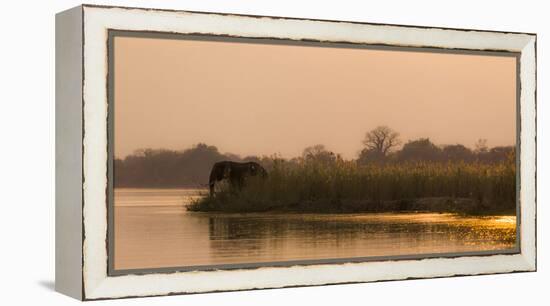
[{"x1": 114, "y1": 126, "x2": 515, "y2": 188}]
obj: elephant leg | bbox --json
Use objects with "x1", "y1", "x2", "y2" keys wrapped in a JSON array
[
  {"x1": 209, "y1": 163, "x2": 227, "y2": 196},
  {"x1": 209, "y1": 180, "x2": 215, "y2": 196}
]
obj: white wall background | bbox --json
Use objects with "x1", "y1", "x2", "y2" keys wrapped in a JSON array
[{"x1": 0, "y1": 0, "x2": 546, "y2": 305}]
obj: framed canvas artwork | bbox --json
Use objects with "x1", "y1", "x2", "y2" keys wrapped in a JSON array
[{"x1": 55, "y1": 4, "x2": 537, "y2": 300}]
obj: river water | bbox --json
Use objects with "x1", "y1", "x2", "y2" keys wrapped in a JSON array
[{"x1": 113, "y1": 188, "x2": 517, "y2": 271}]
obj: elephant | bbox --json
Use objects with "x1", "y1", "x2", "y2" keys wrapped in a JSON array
[{"x1": 208, "y1": 161, "x2": 268, "y2": 196}]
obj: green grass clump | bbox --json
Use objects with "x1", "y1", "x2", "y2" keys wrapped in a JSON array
[{"x1": 187, "y1": 158, "x2": 516, "y2": 214}]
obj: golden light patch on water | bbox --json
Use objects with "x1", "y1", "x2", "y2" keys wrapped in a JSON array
[{"x1": 494, "y1": 216, "x2": 516, "y2": 224}]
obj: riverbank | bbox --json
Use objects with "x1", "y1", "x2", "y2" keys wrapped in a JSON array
[{"x1": 187, "y1": 195, "x2": 515, "y2": 215}]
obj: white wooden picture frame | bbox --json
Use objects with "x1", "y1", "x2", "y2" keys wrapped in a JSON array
[{"x1": 55, "y1": 4, "x2": 536, "y2": 300}]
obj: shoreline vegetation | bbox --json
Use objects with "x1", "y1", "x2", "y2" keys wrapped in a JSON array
[
  {"x1": 115, "y1": 126, "x2": 516, "y2": 215},
  {"x1": 187, "y1": 159, "x2": 515, "y2": 215}
]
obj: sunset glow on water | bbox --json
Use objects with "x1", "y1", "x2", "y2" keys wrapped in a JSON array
[{"x1": 113, "y1": 189, "x2": 517, "y2": 271}]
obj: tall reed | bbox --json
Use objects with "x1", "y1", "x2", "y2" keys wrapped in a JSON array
[{"x1": 188, "y1": 156, "x2": 516, "y2": 214}]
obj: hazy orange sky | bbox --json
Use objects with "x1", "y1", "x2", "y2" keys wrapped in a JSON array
[{"x1": 114, "y1": 35, "x2": 517, "y2": 159}]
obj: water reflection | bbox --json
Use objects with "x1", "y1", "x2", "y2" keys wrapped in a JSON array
[
  {"x1": 204, "y1": 213, "x2": 516, "y2": 262},
  {"x1": 114, "y1": 188, "x2": 517, "y2": 270}
]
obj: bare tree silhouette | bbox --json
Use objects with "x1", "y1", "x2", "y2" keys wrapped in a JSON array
[{"x1": 362, "y1": 126, "x2": 401, "y2": 156}]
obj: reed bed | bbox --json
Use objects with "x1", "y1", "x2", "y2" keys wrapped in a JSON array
[{"x1": 188, "y1": 158, "x2": 516, "y2": 214}]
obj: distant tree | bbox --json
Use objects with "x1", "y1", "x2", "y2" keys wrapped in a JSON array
[
  {"x1": 362, "y1": 126, "x2": 401, "y2": 157},
  {"x1": 259, "y1": 154, "x2": 286, "y2": 171},
  {"x1": 302, "y1": 144, "x2": 336, "y2": 163},
  {"x1": 177, "y1": 143, "x2": 235, "y2": 185},
  {"x1": 478, "y1": 146, "x2": 515, "y2": 163},
  {"x1": 442, "y1": 144, "x2": 473, "y2": 162},
  {"x1": 474, "y1": 139, "x2": 489, "y2": 154},
  {"x1": 181, "y1": 143, "x2": 222, "y2": 160},
  {"x1": 398, "y1": 138, "x2": 441, "y2": 162},
  {"x1": 114, "y1": 143, "x2": 243, "y2": 188},
  {"x1": 357, "y1": 148, "x2": 386, "y2": 164},
  {"x1": 224, "y1": 153, "x2": 243, "y2": 162},
  {"x1": 243, "y1": 155, "x2": 262, "y2": 163},
  {"x1": 117, "y1": 149, "x2": 181, "y2": 187}
]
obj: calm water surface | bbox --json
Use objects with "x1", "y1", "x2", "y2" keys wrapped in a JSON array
[{"x1": 114, "y1": 188, "x2": 517, "y2": 270}]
